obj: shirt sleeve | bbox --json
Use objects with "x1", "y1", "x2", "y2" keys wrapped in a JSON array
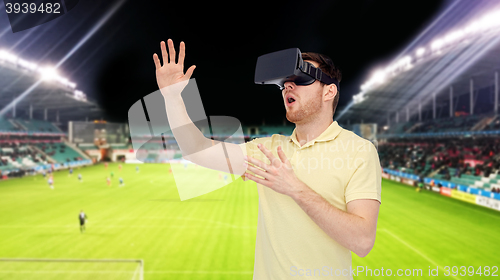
[{"x1": 344, "y1": 141, "x2": 382, "y2": 204}]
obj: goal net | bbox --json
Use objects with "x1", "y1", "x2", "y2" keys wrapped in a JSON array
[{"x1": 0, "y1": 258, "x2": 143, "y2": 280}]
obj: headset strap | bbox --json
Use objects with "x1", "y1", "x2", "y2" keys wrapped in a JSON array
[{"x1": 302, "y1": 62, "x2": 340, "y2": 90}]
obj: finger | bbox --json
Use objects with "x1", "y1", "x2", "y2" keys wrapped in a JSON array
[
  {"x1": 245, "y1": 172, "x2": 267, "y2": 186},
  {"x1": 245, "y1": 155, "x2": 269, "y2": 171},
  {"x1": 160, "y1": 41, "x2": 168, "y2": 64},
  {"x1": 184, "y1": 65, "x2": 196, "y2": 80},
  {"x1": 178, "y1": 41, "x2": 186, "y2": 66},
  {"x1": 153, "y1": 53, "x2": 161, "y2": 69},
  {"x1": 167, "y1": 39, "x2": 176, "y2": 64},
  {"x1": 257, "y1": 144, "x2": 274, "y2": 159},
  {"x1": 277, "y1": 146, "x2": 290, "y2": 165},
  {"x1": 247, "y1": 165, "x2": 269, "y2": 180},
  {"x1": 257, "y1": 144, "x2": 280, "y2": 167}
]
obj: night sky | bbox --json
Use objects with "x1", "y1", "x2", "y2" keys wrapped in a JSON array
[{"x1": 0, "y1": 0, "x2": 447, "y2": 126}]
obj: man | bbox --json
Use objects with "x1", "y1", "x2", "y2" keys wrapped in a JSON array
[
  {"x1": 153, "y1": 39, "x2": 381, "y2": 279},
  {"x1": 48, "y1": 175, "x2": 54, "y2": 189},
  {"x1": 79, "y1": 210, "x2": 87, "y2": 233}
]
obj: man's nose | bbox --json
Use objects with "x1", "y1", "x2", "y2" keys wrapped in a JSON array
[{"x1": 283, "y1": 81, "x2": 296, "y2": 90}]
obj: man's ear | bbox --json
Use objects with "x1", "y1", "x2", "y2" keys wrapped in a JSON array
[{"x1": 323, "y1": 83, "x2": 337, "y2": 102}]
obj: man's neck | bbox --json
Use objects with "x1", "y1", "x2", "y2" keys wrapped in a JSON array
[{"x1": 295, "y1": 118, "x2": 334, "y2": 147}]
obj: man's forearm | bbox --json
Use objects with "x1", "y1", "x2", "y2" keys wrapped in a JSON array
[
  {"x1": 291, "y1": 183, "x2": 373, "y2": 257},
  {"x1": 163, "y1": 94, "x2": 211, "y2": 157}
]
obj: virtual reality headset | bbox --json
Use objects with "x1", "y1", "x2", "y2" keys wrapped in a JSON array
[{"x1": 254, "y1": 48, "x2": 339, "y2": 90}]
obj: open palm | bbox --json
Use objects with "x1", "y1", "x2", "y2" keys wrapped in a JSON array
[{"x1": 153, "y1": 39, "x2": 196, "y2": 95}]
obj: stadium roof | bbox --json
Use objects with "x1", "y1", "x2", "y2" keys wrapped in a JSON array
[
  {"x1": 0, "y1": 56, "x2": 106, "y2": 122},
  {"x1": 336, "y1": 3, "x2": 500, "y2": 125}
]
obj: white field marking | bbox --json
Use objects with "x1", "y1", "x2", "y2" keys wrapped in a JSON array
[{"x1": 379, "y1": 228, "x2": 461, "y2": 280}]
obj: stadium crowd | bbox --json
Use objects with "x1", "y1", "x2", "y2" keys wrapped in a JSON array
[
  {"x1": 378, "y1": 137, "x2": 500, "y2": 192},
  {"x1": 0, "y1": 142, "x2": 46, "y2": 166}
]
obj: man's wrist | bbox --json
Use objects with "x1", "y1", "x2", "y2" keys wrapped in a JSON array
[{"x1": 290, "y1": 180, "x2": 313, "y2": 202}]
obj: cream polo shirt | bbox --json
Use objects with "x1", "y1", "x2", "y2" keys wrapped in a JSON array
[{"x1": 239, "y1": 121, "x2": 382, "y2": 280}]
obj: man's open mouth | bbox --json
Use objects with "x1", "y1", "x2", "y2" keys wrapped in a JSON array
[{"x1": 287, "y1": 96, "x2": 296, "y2": 106}]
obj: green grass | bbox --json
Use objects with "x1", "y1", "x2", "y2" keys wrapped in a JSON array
[
  {"x1": 0, "y1": 163, "x2": 499, "y2": 279},
  {"x1": 354, "y1": 180, "x2": 500, "y2": 279}
]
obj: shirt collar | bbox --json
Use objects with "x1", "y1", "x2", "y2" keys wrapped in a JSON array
[{"x1": 289, "y1": 121, "x2": 343, "y2": 148}]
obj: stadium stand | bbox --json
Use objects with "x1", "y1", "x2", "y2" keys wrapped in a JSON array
[
  {"x1": 0, "y1": 117, "x2": 65, "y2": 134},
  {"x1": 34, "y1": 142, "x2": 85, "y2": 163},
  {"x1": 379, "y1": 137, "x2": 500, "y2": 193},
  {"x1": 379, "y1": 113, "x2": 500, "y2": 136},
  {"x1": 486, "y1": 117, "x2": 500, "y2": 130},
  {"x1": 0, "y1": 118, "x2": 16, "y2": 131},
  {"x1": 16, "y1": 119, "x2": 63, "y2": 133},
  {"x1": 0, "y1": 117, "x2": 94, "y2": 178},
  {"x1": 411, "y1": 114, "x2": 487, "y2": 133},
  {"x1": 0, "y1": 48, "x2": 109, "y2": 179},
  {"x1": 0, "y1": 142, "x2": 49, "y2": 170},
  {"x1": 383, "y1": 122, "x2": 416, "y2": 135}
]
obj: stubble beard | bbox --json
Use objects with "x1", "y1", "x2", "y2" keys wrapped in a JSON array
[{"x1": 285, "y1": 92, "x2": 323, "y2": 124}]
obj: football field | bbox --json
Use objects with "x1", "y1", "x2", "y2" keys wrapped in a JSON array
[{"x1": 0, "y1": 162, "x2": 499, "y2": 279}]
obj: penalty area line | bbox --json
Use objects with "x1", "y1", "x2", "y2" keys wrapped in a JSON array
[{"x1": 379, "y1": 228, "x2": 461, "y2": 280}]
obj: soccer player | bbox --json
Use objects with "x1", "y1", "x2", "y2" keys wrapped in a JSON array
[
  {"x1": 48, "y1": 176, "x2": 54, "y2": 189},
  {"x1": 119, "y1": 177, "x2": 124, "y2": 187},
  {"x1": 135, "y1": 166, "x2": 139, "y2": 173},
  {"x1": 110, "y1": 171, "x2": 114, "y2": 178},
  {"x1": 106, "y1": 177, "x2": 111, "y2": 186},
  {"x1": 68, "y1": 167, "x2": 73, "y2": 177},
  {"x1": 118, "y1": 164, "x2": 122, "y2": 171},
  {"x1": 79, "y1": 210, "x2": 87, "y2": 233},
  {"x1": 153, "y1": 39, "x2": 381, "y2": 278},
  {"x1": 78, "y1": 173, "x2": 83, "y2": 183},
  {"x1": 416, "y1": 182, "x2": 424, "y2": 192}
]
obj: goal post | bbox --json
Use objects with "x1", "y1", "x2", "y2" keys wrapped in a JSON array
[{"x1": 0, "y1": 258, "x2": 144, "y2": 280}]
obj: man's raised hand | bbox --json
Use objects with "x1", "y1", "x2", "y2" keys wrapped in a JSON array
[{"x1": 153, "y1": 39, "x2": 196, "y2": 96}]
